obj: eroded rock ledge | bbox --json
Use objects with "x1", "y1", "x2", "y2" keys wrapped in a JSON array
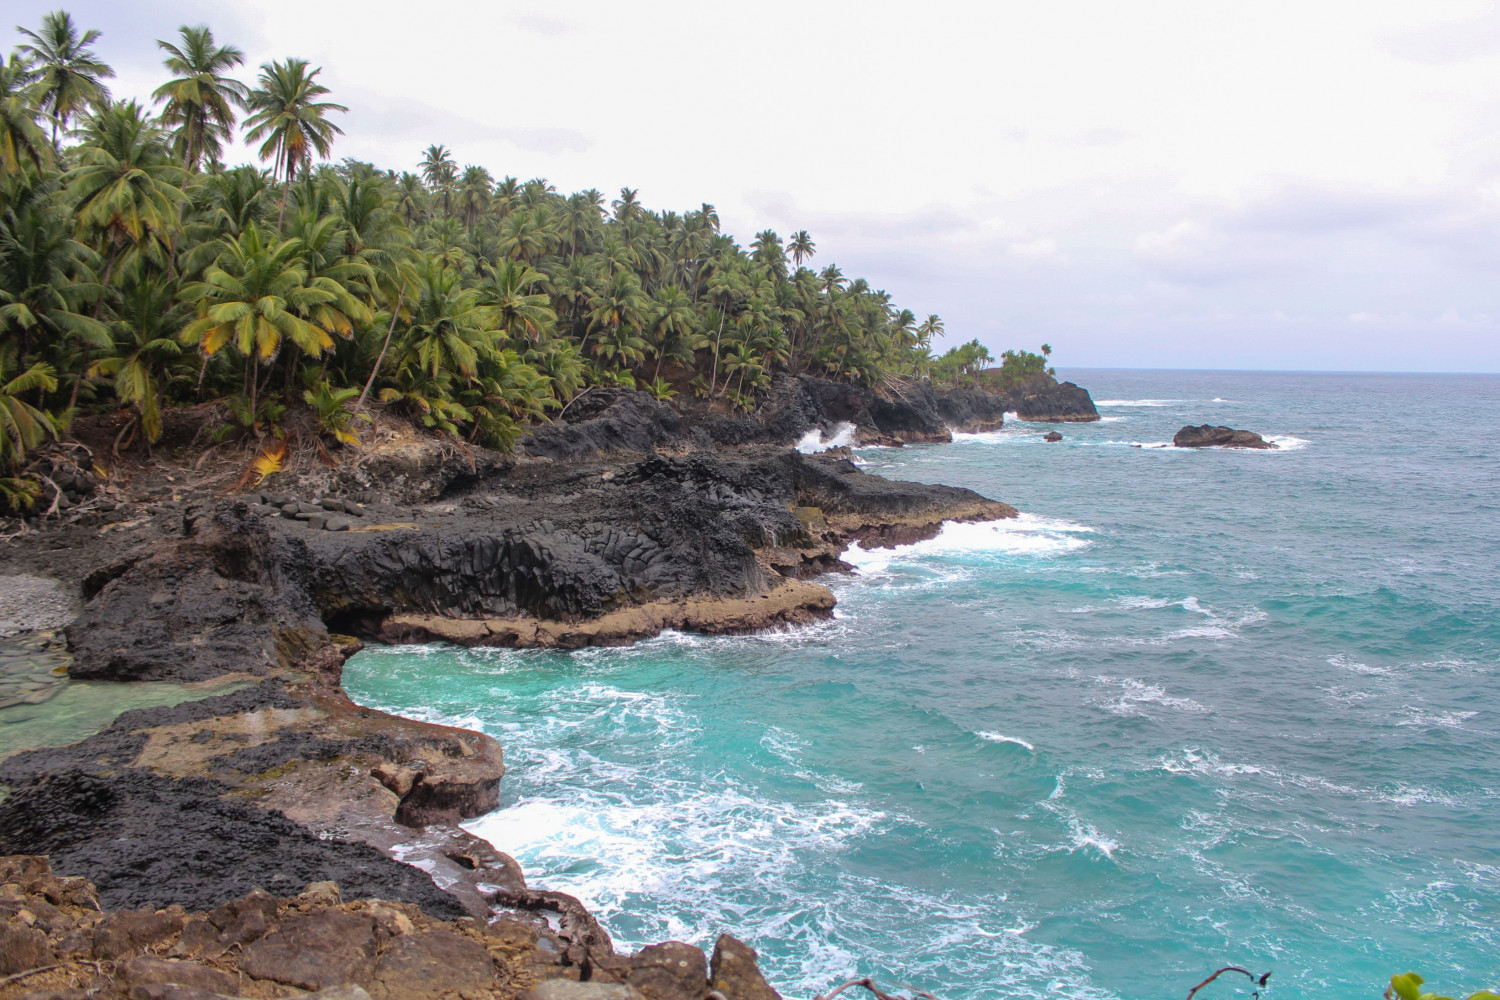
[{"x1": 0, "y1": 855, "x2": 781, "y2": 1000}]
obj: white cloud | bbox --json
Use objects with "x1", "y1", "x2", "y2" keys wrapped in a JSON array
[{"x1": 1009, "y1": 237, "x2": 1061, "y2": 259}]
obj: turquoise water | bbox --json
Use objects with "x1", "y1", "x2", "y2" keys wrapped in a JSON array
[{"x1": 345, "y1": 370, "x2": 1500, "y2": 999}]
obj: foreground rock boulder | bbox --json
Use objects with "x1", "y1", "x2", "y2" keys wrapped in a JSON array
[
  {"x1": 0, "y1": 856, "x2": 784, "y2": 1000},
  {"x1": 1172, "y1": 425, "x2": 1276, "y2": 449}
]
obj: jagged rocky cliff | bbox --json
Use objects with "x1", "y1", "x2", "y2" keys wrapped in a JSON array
[{"x1": 0, "y1": 371, "x2": 1087, "y2": 997}]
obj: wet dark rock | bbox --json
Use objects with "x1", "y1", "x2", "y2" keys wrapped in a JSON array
[
  {"x1": 0, "y1": 770, "x2": 469, "y2": 919},
  {"x1": 1044, "y1": 431, "x2": 1063, "y2": 442},
  {"x1": 1003, "y1": 374, "x2": 1099, "y2": 423},
  {"x1": 1172, "y1": 424, "x2": 1276, "y2": 449}
]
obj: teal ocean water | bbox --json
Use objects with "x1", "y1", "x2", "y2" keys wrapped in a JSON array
[{"x1": 345, "y1": 370, "x2": 1500, "y2": 999}]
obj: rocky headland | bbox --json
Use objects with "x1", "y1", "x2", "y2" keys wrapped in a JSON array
[{"x1": 0, "y1": 373, "x2": 1094, "y2": 999}]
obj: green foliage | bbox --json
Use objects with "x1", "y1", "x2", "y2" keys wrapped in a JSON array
[
  {"x1": 302, "y1": 379, "x2": 364, "y2": 444},
  {"x1": 929, "y1": 339, "x2": 993, "y2": 383},
  {"x1": 1388, "y1": 972, "x2": 1500, "y2": 1000},
  {"x1": 0, "y1": 348, "x2": 57, "y2": 470},
  {"x1": 0, "y1": 8, "x2": 1060, "y2": 488}
]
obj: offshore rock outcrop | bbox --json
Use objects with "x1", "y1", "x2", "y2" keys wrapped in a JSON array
[{"x1": 1172, "y1": 424, "x2": 1276, "y2": 449}]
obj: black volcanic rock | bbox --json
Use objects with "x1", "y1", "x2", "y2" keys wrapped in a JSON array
[
  {"x1": 0, "y1": 769, "x2": 469, "y2": 918},
  {"x1": 1003, "y1": 374, "x2": 1100, "y2": 423},
  {"x1": 1173, "y1": 424, "x2": 1276, "y2": 449}
]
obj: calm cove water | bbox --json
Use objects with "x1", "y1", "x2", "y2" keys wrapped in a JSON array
[{"x1": 345, "y1": 370, "x2": 1500, "y2": 999}]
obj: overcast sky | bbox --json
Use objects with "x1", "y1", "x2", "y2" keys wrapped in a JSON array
[{"x1": 12, "y1": 0, "x2": 1500, "y2": 371}]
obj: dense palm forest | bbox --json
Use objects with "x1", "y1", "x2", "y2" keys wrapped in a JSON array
[{"x1": 0, "y1": 11, "x2": 1050, "y2": 510}]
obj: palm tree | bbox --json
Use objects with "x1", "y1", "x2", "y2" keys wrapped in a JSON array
[
  {"x1": 788, "y1": 230, "x2": 815, "y2": 267},
  {"x1": 646, "y1": 284, "x2": 700, "y2": 382},
  {"x1": 179, "y1": 223, "x2": 336, "y2": 414},
  {"x1": 0, "y1": 346, "x2": 57, "y2": 477},
  {"x1": 751, "y1": 229, "x2": 786, "y2": 281},
  {"x1": 419, "y1": 144, "x2": 454, "y2": 188},
  {"x1": 498, "y1": 208, "x2": 554, "y2": 264},
  {"x1": 0, "y1": 53, "x2": 50, "y2": 182},
  {"x1": 419, "y1": 144, "x2": 456, "y2": 214},
  {"x1": 399, "y1": 259, "x2": 492, "y2": 379},
  {"x1": 15, "y1": 11, "x2": 113, "y2": 144},
  {"x1": 585, "y1": 270, "x2": 647, "y2": 362},
  {"x1": 456, "y1": 165, "x2": 492, "y2": 229},
  {"x1": 95, "y1": 274, "x2": 185, "y2": 446},
  {"x1": 152, "y1": 26, "x2": 248, "y2": 171},
  {"x1": 64, "y1": 102, "x2": 185, "y2": 283},
  {"x1": 0, "y1": 194, "x2": 110, "y2": 411},
  {"x1": 477, "y1": 259, "x2": 555, "y2": 344},
  {"x1": 394, "y1": 171, "x2": 427, "y2": 225},
  {"x1": 243, "y1": 59, "x2": 347, "y2": 226}
]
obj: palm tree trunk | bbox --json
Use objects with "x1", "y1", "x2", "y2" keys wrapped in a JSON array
[
  {"x1": 708, "y1": 313, "x2": 726, "y2": 397},
  {"x1": 276, "y1": 151, "x2": 292, "y2": 229},
  {"x1": 357, "y1": 281, "x2": 405, "y2": 410}
]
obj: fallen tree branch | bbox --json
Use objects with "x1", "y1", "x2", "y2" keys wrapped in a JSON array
[
  {"x1": 816, "y1": 977, "x2": 908, "y2": 1000},
  {"x1": 1186, "y1": 966, "x2": 1271, "y2": 1000}
]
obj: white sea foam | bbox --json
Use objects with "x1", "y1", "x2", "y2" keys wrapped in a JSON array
[
  {"x1": 1158, "y1": 747, "x2": 1266, "y2": 778},
  {"x1": 1094, "y1": 676, "x2": 1209, "y2": 716},
  {"x1": 949, "y1": 428, "x2": 1014, "y2": 445},
  {"x1": 1328, "y1": 653, "x2": 1394, "y2": 676},
  {"x1": 1094, "y1": 399, "x2": 1178, "y2": 407},
  {"x1": 1063, "y1": 814, "x2": 1121, "y2": 859},
  {"x1": 1264, "y1": 435, "x2": 1310, "y2": 451},
  {"x1": 1395, "y1": 707, "x2": 1478, "y2": 729},
  {"x1": 843, "y1": 514, "x2": 1095, "y2": 576},
  {"x1": 795, "y1": 421, "x2": 858, "y2": 453},
  {"x1": 978, "y1": 731, "x2": 1036, "y2": 752}
]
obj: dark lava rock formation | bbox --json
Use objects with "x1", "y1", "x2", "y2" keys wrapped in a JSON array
[
  {"x1": 0, "y1": 371, "x2": 1068, "y2": 997},
  {"x1": 1172, "y1": 425, "x2": 1277, "y2": 449}
]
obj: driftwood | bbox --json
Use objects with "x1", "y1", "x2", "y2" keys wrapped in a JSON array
[
  {"x1": 816, "y1": 978, "x2": 915, "y2": 1000},
  {"x1": 1186, "y1": 966, "x2": 1272, "y2": 1000}
]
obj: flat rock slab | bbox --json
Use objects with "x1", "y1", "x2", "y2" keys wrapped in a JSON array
[{"x1": 240, "y1": 909, "x2": 378, "y2": 990}]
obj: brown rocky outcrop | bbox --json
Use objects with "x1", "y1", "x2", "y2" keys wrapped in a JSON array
[{"x1": 0, "y1": 857, "x2": 762, "y2": 1000}]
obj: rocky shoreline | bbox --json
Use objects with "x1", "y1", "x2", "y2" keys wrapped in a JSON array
[{"x1": 0, "y1": 374, "x2": 1094, "y2": 999}]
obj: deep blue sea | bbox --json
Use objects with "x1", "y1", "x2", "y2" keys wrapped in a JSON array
[{"x1": 345, "y1": 370, "x2": 1500, "y2": 1000}]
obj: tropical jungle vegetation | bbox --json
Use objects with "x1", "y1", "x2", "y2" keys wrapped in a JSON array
[{"x1": 0, "y1": 10, "x2": 1050, "y2": 509}]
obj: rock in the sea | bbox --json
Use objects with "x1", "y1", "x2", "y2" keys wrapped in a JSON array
[
  {"x1": 1044, "y1": 431, "x2": 1062, "y2": 442},
  {"x1": 1172, "y1": 424, "x2": 1276, "y2": 449}
]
